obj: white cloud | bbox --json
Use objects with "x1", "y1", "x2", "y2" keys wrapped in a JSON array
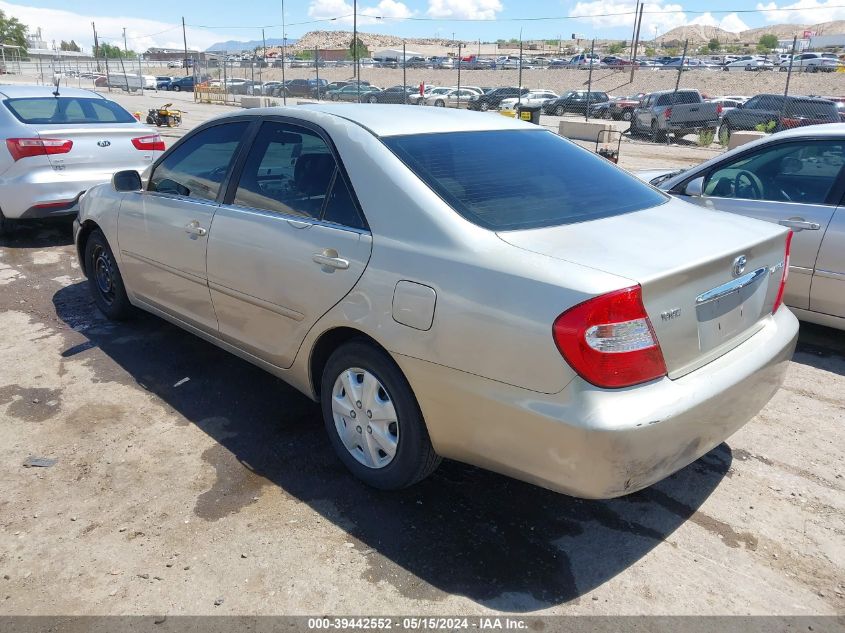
[
  {"x1": 307, "y1": 0, "x2": 415, "y2": 25},
  {"x1": 756, "y1": 0, "x2": 845, "y2": 23},
  {"x1": 688, "y1": 12, "x2": 750, "y2": 32},
  {"x1": 427, "y1": 0, "x2": 503, "y2": 20},
  {"x1": 0, "y1": 0, "x2": 240, "y2": 52},
  {"x1": 569, "y1": 0, "x2": 687, "y2": 38},
  {"x1": 569, "y1": 0, "x2": 751, "y2": 37}
]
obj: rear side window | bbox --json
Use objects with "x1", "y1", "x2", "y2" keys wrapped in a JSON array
[
  {"x1": 3, "y1": 97, "x2": 135, "y2": 124},
  {"x1": 784, "y1": 99, "x2": 838, "y2": 121},
  {"x1": 384, "y1": 130, "x2": 667, "y2": 231}
]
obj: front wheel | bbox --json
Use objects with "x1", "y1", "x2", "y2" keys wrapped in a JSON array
[
  {"x1": 434, "y1": 99, "x2": 445, "y2": 107},
  {"x1": 368, "y1": 95, "x2": 378, "y2": 104},
  {"x1": 321, "y1": 341, "x2": 441, "y2": 490},
  {"x1": 479, "y1": 101, "x2": 490, "y2": 111},
  {"x1": 718, "y1": 122, "x2": 731, "y2": 145},
  {"x1": 85, "y1": 229, "x2": 133, "y2": 320},
  {"x1": 554, "y1": 105, "x2": 565, "y2": 116},
  {"x1": 621, "y1": 109, "x2": 633, "y2": 121},
  {"x1": 173, "y1": 85, "x2": 181, "y2": 92}
]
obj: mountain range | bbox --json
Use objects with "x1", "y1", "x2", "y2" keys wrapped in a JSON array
[{"x1": 206, "y1": 38, "x2": 297, "y2": 52}]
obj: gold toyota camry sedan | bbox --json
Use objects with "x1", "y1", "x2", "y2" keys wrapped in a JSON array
[{"x1": 74, "y1": 104, "x2": 798, "y2": 498}]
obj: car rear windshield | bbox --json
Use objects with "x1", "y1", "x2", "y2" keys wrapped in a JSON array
[
  {"x1": 3, "y1": 97, "x2": 135, "y2": 124},
  {"x1": 784, "y1": 99, "x2": 839, "y2": 119},
  {"x1": 383, "y1": 129, "x2": 667, "y2": 231}
]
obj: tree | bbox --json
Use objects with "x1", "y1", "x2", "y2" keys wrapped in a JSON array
[
  {"x1": 708, "y1": 38, "x2": 720, "y2": 52},
  {"x1": 0, "y1": 9, "x2": 28, "y2": 52},
  {"x1": 606, "y1": 41, "x2": 625, "y2": 55},
  {"x1": 98, "y1": 42, "x2": 136, "y2": 59},
  {"x1": 348, "y1": 36, "x2": 369, "y2": 60},
  {"x1": 757, "y1": 34, "x2": 778, "y2": 53},
  {"x1": 60, "y1": 40, "x2": 80, "y2": 52},
  {"x1": 644, "y1": 45, "x2": 656, "y2": 57}
]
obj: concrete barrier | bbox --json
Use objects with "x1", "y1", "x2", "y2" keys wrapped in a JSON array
[
  {"x1": 241, "y1": 97, "x2": 281, "y2": 109},
  {"x1": 728, "y1": 131, "x2": 768, "y2": 150},
  {"x1": 558, "y1": 120, "x2": 625, "y2": 142}
]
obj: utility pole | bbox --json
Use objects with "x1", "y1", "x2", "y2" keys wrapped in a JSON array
[
  {"x1": 281, "y1": 0, "x2": 287, "y2": 105},
  {"x1": 353, "y1": 0, "x2": 358, "y2": 79},
  {"x1": 92, "y1": 22, "x2": 100, "y2": 72},
  {"x1": 674, "y1": 39, "x2": 688, "y2": 93},
  {"x1": 182, "y1": 16, "x2": 189, "y2": 76},
  {"x1": 629, "y1": 1, "x2": 640, "y2": 60},
  {"x1": 517, "y1": 30, "x2": 523, "y2": 109},
  {"x1": 629, "y1": 3, "x2": 644, "y2": 82},
  {"x1": 122, "y1": 27, "x2": 128, "y2": 56},
  {"x1": 457, "y1": 42, "x2": 462, "y2": 108},
  {"x1": 402, "y1": 41, "x2": 407, "y2": 103},
  {"x1": 586, "y1": 38, "x2": 595, "y2": 121}
]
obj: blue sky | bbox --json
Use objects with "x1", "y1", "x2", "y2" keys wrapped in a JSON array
[{"x1": 2, "y1": 0, "x2": 842, "y2": 53}]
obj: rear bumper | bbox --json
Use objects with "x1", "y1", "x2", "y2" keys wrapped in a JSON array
[
  {"x1": 395, "y1": 306, "x2": 798, "y2": 499},
  {"x1": 0, "y1": 167, "x2": 130, "y2": 220}
]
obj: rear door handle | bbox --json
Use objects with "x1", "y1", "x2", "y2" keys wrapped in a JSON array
[
  {"x1": 312, "y1": 251, "x2": 349, "y2": 270},
  {"x1": 185, "y1": 220, "x2": 208, "y2": 236},
  {"x1": 779, "y1": 218, "x2": 820, "y2": 231}
]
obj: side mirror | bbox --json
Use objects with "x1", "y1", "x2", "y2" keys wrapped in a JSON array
[
  {"x1": 112, "y1": 170, "x2": 142, "y2": 192},
  {"x1": 684, "y1": 176, "x2": 704, "y2": 197}
]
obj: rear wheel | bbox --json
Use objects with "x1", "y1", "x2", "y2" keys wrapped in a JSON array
[
  {"x1": 320, "y1": 341, "x2": 441, "y2": 490},
  {"x1": 368, "y1": 95, "x2": 378, "y2": 104},
  {"x1": 621, "y1": 109, "x2": 633, "y2": 121},
  {"x1": 434, "y1": 99, "x2": 445, "y2": 107},
  {"x1": 554, "y1": 105, "x2": 565, "y2": 116},
  {"x1": 85, "y1": 229, "x2": 132, "y2": 320},
  {"x1": 718, "y1": 122, "x2": 731, "y2": 145},
  {"x1": 173, "y1": 85, "x2": 181, "y2": 92},
  {"x1": 479, "y1": 101, "x2": 490, "y2": 111},
  {"x1": 651, "y1": 119, "x2": 666, "y2": 142}
]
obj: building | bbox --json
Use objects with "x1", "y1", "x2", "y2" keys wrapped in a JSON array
[
  {"x1": 144, "y1": 47, "x2": 208, "y2": 62},
  {"x1": 809, "y1": 34, "x2": 845, "y2": 50}
]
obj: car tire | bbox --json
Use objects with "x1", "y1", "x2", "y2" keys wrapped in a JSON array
[
  {"x1": 718, "y1": 122, "x2": 731, "y2": 145},
  {"x1": 368, "y1": 95, "x2": 378, "y2": 103},
  {"x1": 173, "y1": 85, "x2": 181, "y2": 92},
  {"x1": 320, "y1": 341, "x2": 441, "y2": 490},
  {"x1": 554, "y1": 105, "x2": 565, "y2": 116},
  {"x1": 85, "y1": 229, "x2": 133, "y2": 321},
  {"x1": 651, "y1": 119, "x2": 666, "y2": 142},
  {"x1": 603, "y1": 109, "x2": 612, "y2": 119},
  {"x1": 434, "y1": 99, "x2": 445, "y2": 107},
  {"x1": 331, "y1": 94, "x2": 339, "y2": 101},
  {"x1": 479, "y1": 101, "x2": 490, "y2": 111},
  {"x1": 621, "y1": 109, "x2": 633, "y2": 121},
  {"x1": 0, "y1": 209, "x2": 13, "y2": 237}
]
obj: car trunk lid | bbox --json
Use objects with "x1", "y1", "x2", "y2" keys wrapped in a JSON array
[
  {"x1": 498, "y1": 198, "x2": 789, "y2": 379},
  {"x1": 35, "y1": 124, "x2": 158, "y2": 172}
]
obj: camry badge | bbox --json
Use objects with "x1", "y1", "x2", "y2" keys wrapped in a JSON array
[
  {"x1": 732, "y1": 255, "x2": 747, "y2": 278},
  {"x1": 97, "y1": 140, "x2": 111, "y2": 147}
]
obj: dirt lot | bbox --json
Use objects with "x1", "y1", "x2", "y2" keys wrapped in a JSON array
[{"x1": 0, "y1": 88, "x2": 843, "y2": 618}]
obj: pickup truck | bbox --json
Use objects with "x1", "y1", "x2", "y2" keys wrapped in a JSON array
[{"x1": 631, "y1": 89, "x2": 721, "y2": 141}]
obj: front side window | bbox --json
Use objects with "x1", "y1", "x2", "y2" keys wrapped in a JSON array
[
  {"x1": 149, "y1": 121, "x2": 249, "y2": 201},
  {"x1": 233, "y1": 121, "x2": 364, "y2": 230},
  {"x1": 703, "y1": 140, "x2": 845, "y2": 204},
  {"x1": 385, "y1": 129, "x2": 667, "y2": 231}
]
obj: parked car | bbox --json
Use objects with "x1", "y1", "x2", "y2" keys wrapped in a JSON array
[
  {"x1": 601, "y1": 56, "x2": 637, "y2": 68},
  {"x1": 784, "y1": 52, "x2": 842, "y2": 72},
  {"x1": 168, "y1": 76, "x2": 195, "y2": 92},
  {"x1": 278, "y1": 78, "x2": 327, "y2": 98},
  {"x1": 425, "y1": 88, "x2": 478, "y2": 108},
  {"x1": 467, "y1": 87, "x2": 529, "y2": 111},
  {"x1": 588, "y1": 100, "x2": 615, "y2": 119},
  {"x1": 606, "y1": 94, "x2": 645, "y2": 121},
  {"x1": 641, "y1": 123, "x2": 845, "y2": 329},
  {"x1": 499, "y1": 90, "x2": 559, "y2": 110},
  {"x1": 365, "y1": 85, "x2": 416, "y2": 104},
  {"x1": 262, "y1": 81, "x2": 284, "y2": 96},
  {"x1": 568, "y1": 53, "x2": 602, "y2": 68},
  {"x1": 542, "y1": 91, "x2": 610, "y2": 116},
  {"x1": 723, "y1": 57, "x2": 774, "y2": 71},
  {"x1": 73, "y1": 104, "x2": 797, "y2": 497},
  {"x1": 717, "y1": 94, "x2": 840, "y2": 144},
  {"x1": 707, "y1": 96, "x2": 749, "y2": 118},
  {"x1": 630, "y1": 89, "x2": 721, "y2": 141},
  {"x1": 155, "y1": 76, "x2": 174, "y2": 90},
  {"x1": 0, "y1": 85, "x2": 163, "y2": 235},
  {"x1": 327, "y1": 84, "x2": 380, "y2": 102}
]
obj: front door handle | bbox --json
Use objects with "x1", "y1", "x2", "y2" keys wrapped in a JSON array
[
  {"x1": 185, "y1": 220, "x2": 208, "y2": 236},
  {"x1": 312, "y1": 249, "x2": 349, "y2": 270},
  {"x1": 779, "y1": 218, "x2": 820, "y2": 231}
]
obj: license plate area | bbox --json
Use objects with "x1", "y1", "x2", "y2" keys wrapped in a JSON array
[{"x1": 696, "y1": 267, "x2": 769, "y2": 352}]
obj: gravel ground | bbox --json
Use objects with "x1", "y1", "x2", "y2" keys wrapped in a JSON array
[{"x1": 0, "y1": 86, "x2": 842, "y2": 619}]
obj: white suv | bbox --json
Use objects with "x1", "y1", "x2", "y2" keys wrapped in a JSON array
[{"x1": 783, "y1": 52, "x2": 842, "y2": 72}]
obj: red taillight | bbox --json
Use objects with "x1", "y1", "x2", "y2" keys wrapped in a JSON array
[
  {"x1": 132, "y1": 134, "x2": 165, "y2": 151},
  {"x1": 553, "y1": 285, "x2": 667, "y2": 389},
  {"x1": 664, "y1": 107, "x2": 672, "y2": 119},
  {"x1": 780, "y1": 117, "x2": 802, "y2": 128},
  {"x1": 716, "y1": 103, "x2": 723, "y2": 115},
  {"x1": 772, "y1": 231, "x2": 793, "y2": 314},
  {"x1": 6, "y1": 137, "x2": 73, "y2": 161}
]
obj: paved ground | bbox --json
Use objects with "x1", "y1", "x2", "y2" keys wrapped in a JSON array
[{"x1": 0, "y1": 88, "x2": 843, "y2": 617}]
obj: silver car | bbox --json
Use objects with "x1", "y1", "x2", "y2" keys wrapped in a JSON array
[
  {"x1": 642, "y1": 124, "x2": 845, "y2": 331},
  {"x1": 73, "y1": 105, "x2": 798, "y2": 498},
  {"x1": 0, "y1": 85, "x2": 163, "y2": 235}
]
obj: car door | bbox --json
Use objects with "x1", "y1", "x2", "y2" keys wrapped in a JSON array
[
  {"x1": 679, "y1": 137, "x2": 845, "y2": 310},
  {"x1": 635, "y1": 95, "x2": 652, "y2": 128},
  {"x1": 117, "y1": 120, "x2": 250, "y2": 333},
  {"x1": 810, "y1": 206, "x2": 845, "y2": 318},
  {"x1": 206, "y1": 119, "x2": 372, "y2": 369}
]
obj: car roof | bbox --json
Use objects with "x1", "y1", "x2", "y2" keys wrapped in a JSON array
[
  {"x1": 0, "y1": 84, "x2": 104, "y2": 99},
  {"x1": 221, "y1": 103, "x2": 536, "y2": 137}
]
